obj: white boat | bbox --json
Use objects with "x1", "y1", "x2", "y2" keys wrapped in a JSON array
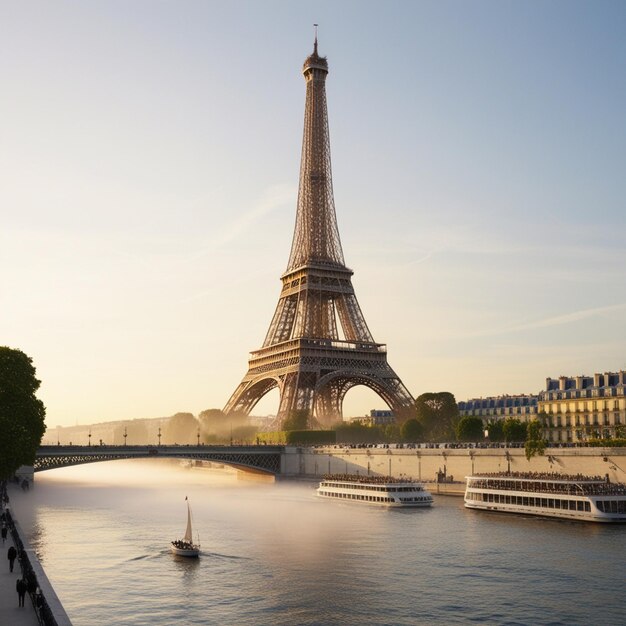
[
  {"x1": 171, "y1": 497, "x2": 200, "y2": 557},
  {"x1": 464, "y1": 472, "x2": 626, "y2": 523},
  {"x1": 317, "y1": 474, "x2": 433, "y2": 508}
]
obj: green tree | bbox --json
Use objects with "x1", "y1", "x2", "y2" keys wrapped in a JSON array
[
  {"x1": 282, "y1": 409, "x2": 310, "y2": 432},
  {"x1": 381, "y1": 423, "x2": 401, "y2": 443},
  {"x1": 163, "y1": 412, "x2": 198, "y2": 444},
  {"x1": 198, "y1": 408, "x2": 226, "y2": 426},
  {"x1": 0, "y1": 347, "x2": 47, "y2": 478},
  {"x1": 334, "y1": 422, "x2": 383, "y2": 444},
  {"x1": 401, "y1": 418, "x2": 424, "y2": 442},
  {"x1": 456, "y1": 416, "x2": 484, "y2": 442},
  {"x1": 502, "y1": 417, "x2": 527, "y2": 443},
  {"x1": 486, "y1": 419, "x2": 504, "y2": 442},
  {"x1": 415, "y1": 392, "x2": 459, "y2": 441},
  {"x1": 525, "y1": 419, "x2": 546, "y2": 460}
]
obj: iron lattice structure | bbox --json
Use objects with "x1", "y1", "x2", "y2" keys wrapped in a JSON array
[
  {"x1": 35, "y1": 446, "x2": 282, "y2": 474},
  {"x1": 224, "y1": 40, "x2": 415, "y2": 427}
]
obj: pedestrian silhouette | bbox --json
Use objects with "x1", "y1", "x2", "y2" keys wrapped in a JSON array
[
  {"x1": 16, "y1": 578, "x2": 27, "y2": 607},
  {"x1": 1, "y1": 524, "x2": 7, "y2": 545},
  {"x1": 7, "y1": 545, "x2": 17, "y2": 572}
]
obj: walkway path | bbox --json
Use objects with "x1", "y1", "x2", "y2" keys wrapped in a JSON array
[{"x1": 0, "y1": 506, "x2": 40, "y2": 626}]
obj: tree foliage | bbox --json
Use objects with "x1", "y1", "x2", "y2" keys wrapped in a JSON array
[
  {"x1": 282, "y1": 409, "x2": 310, "y2": 432},
  {"x1": 381, "y1": 423, "x2": 401, "y2": 443},
  {"x1": 401, "y1": 418, "x2": 423, "y2": 442},
  {"x1": 456, "y1": 416, "x2": 484, "y2": 442},
  {"x1": 0, "y1": 347, "x2": 46, "y2": 478},
  {"x1": 525, "y1": 419, "x2": 546, "y2": 460},
  {"x1": 285, "y1": 430, "x2": 336, "y2": 445},
  {"x1": 502, "y1": 417, "x2": 527, "y2": 442},
  {"x1": 163, "y1": 412, "x2": 198, "y2": 444},
  {"x1": 415, "y1": 392, "x2": 459, "y2": 441},
  {"x1": 199, "y1": 409, "x2": 252, "y2": 443},
  {"x1": 486, "y1": 420, "x2": 504, "y2": 442},
  {"x1": 334, "y1": 422, "x2": 383, "y2": 444}
]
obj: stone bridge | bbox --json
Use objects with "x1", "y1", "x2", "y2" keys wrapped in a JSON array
[{"x1": 35, "y1": 445, "x2": 286, "y2": 475}]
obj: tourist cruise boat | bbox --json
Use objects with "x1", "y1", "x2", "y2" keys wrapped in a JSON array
[
  {"x1": 464, "y1": 472, "x2": 626, "y2": 522},
  {"x1": 317, "y1": 474, "x2": 433, "y2": 508}
]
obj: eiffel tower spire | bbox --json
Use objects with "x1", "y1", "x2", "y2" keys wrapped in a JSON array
[
  {"x1": 224, "y1": 39, "x2": 415, "y2": 426},
  {"x1": 286, "y1": 32, "x2": 344, "y2": 271}
]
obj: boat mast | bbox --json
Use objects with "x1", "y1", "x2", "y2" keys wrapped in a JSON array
[{"x1": 184, "y1": 497, "x2": 193, "y2": 543}]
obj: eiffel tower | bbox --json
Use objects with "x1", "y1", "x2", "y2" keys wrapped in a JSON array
[{"x1": 224, "y1": 37, "x2": 415, "y2": 427}]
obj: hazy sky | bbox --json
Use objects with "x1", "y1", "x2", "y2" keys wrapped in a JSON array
[{"x1": 2, "y1": 1, "x2": 625, "y2": 427}]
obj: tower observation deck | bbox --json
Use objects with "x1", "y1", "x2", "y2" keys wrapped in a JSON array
[{"x1": 224, "y1": 37, "x2": 415, "y2": 427}]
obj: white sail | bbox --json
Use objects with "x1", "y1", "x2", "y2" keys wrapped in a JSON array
[{"x1": 183, "y1": 499, "x2": 193, "y2": 543}]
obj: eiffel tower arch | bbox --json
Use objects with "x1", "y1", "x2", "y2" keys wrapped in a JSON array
[{"x1": 224, "y1": 37, "x2": 415, "y2": 427}]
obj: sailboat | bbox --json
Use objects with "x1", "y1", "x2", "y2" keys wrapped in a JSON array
[{"x1": 170, "y1": 497, "x2": 200, "y2": 557}]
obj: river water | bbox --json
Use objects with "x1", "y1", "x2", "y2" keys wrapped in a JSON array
[{"x1": 13, "y1": 460, "x2": 626, "y2": 625}]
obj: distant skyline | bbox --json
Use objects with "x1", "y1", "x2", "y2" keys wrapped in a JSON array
[{"x1": 2, "y1": 1, "x2": 626, "y2": 427}]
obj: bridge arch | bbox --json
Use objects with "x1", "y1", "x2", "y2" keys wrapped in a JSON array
[{"x1": 35, "y1": 445, "x2": 283, "y2": 475}]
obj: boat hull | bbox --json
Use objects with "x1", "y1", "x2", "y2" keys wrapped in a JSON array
[
  {"x1": 170, "y1": 544, "x2": 200, "y2": 557},
  {"x1": 317, "y1": 493, "x2": 432, "y2": 508},
  {"x1": 464, "y1": 501, "x2": 626, "y2": 523}
]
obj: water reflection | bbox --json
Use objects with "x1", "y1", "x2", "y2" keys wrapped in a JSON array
[{"x1": 9, "y1": 460, "x2": 626, "y2": 626}]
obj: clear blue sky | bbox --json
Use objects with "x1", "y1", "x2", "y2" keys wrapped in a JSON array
[{"x1": 2, "y1": 1, "x2": 625, "y2": 426}]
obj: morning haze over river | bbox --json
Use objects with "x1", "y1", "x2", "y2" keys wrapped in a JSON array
[{"x1": 10, "y1": 461, "x2": 625, "y2": 625}]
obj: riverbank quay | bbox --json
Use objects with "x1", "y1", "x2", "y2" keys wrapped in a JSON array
[
  {"x1": 291, "y1": 445, "x2": 626, "y2": 484},
  {"x1": 423, "y1": 481, "x2": 465, "y2": 496},
  {"x1": 2, "y1": 485, "x2": 72, "y2": 626}
]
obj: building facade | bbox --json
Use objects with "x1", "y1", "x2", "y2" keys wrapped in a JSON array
[
  {"x1": 458, "y1": 395, "x2": 538, "y2": 425},
  {"x1": 539, "y1": 371, "x2": 626, "y2": 443},
  {"x1": 349, "y1": 409, "x2": 396, "y2": 427}
]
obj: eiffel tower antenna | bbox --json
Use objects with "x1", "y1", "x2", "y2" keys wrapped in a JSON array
[{"x1": 224, "y1": 40, "x2": 415, "y2": 427}]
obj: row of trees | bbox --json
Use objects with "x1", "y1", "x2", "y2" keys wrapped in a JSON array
[
  {"x1": 455, "y1": 416, "x2": 528, "y2": 443},
  {"x1": 273, "y1": 392, "x2": 549, "y2": 460}
]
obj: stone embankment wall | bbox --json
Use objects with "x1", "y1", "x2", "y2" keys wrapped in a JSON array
[
  {"x1": 5, "y1": 488, "x2": 73, "y2": 626},
  {"x1": 282, "y1": 446, "x2": 626, "y2": 488}
]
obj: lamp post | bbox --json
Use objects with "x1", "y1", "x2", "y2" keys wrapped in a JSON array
[
  {"x1": 158, "y1": 427, "x2": 162, "y2": 447},
  {"x1": 88, "y1": 429, "x2": 91, "y2": 447}
]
